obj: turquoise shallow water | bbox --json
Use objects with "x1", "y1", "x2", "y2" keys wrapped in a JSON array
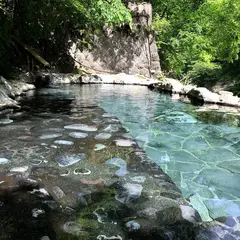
[{"x1": 92, "y1": 85, "x2": 240, "y2": 221}]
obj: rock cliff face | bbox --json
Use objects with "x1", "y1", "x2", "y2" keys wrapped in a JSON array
[{"x1": 69, "y1": 2, "x2": 161, "y2": 78}]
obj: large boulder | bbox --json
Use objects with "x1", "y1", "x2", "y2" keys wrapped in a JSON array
[
  {"x1": 157, "y1": 78, "x2": 184, "y2": 93},
  {"x1": 218, "y1": 91, "x2": 240, "y2": 106},
  {"x1": 188, "y1": 87, "x2": 220, "y2": 103}
]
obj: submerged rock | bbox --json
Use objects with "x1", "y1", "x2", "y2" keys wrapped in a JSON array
[
  {"x1": 93, "y1": 208, "x2": 108, "y2": 223},
  {"x1": 32, "y1": 208, "x2": 45, "y2": 218},
  {"x1": 103, "y1": 124, "x2": 119, "y2": 133},
  {"x1": 63, "y1": 221, "x2": 82, "y2": 236},
  {"x1": 10, "y1": 166, "x2": 29, "y2": 172},
  {"x1": 125, "y1": 221, "x2": 141, "y2": 231},
  {"x1": 64, "y1": 124, "x2": 98, "y2": 132},
  {"x1": 52, "y1": 186, "x2": 65, "y2": 199},
  {"x1": 94, "y1": 144, "x2": 106, "y2": 151},
  {"x1": 53, "y1": 140, "x2": 74, "y2": 145},
  {"x1": 105, "y1": 158, "x2": 127, "y2": 168},
  {"x1": 114, "y1": 139, "x2": 136, "y2": 147},
  {"x1": 97, "y1": 235, "x2": 122, "y2": 240},
  {"x1": 115, "y1": 183, "x2": 143, "y2": 203},
  {"x1": 69, "y1": 132, "x2": 88, "y2": 139},
  {"x1": 95, "y1": 133, "x2": 112, "y2": 140},
  {"x1": 39, "y1": 133, "x2": 62, "y2": 139},
  {"x1": 0, "y1": 157, "x2": 9, "y2": 164},
  {"x1": 131, "y1": 176, "x2": 146, "y2": 183},
  {"x1": 80, "y1": 178, "x2": 105, "y2": 187},
  {"x1": 56, "y1": 153, "x2": 87, "y2": 167},
  {"x1": 115, "y1": 166, "x2": 128, "y2": 177}
]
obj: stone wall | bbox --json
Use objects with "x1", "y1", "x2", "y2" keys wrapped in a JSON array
[{"x1": 69, "y1": 3, "x2": 161, "y2": 78}]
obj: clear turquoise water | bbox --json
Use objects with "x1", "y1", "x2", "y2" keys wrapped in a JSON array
[{"x1": 93, "y1": 85, "x2": 240, "y2": 221}]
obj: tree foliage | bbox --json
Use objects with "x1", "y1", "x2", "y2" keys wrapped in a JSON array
[{"x1": 151, "y1": 0, "x2": 240, "y2": 78}]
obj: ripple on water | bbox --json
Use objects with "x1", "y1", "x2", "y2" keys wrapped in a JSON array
[
  {"x1": 56, "y1": 153, "x2": 87, "y2": 167},
  {"x1": 64, "y1": 124, "x2": 98, "y2": 132},
  {"x1": 69, "y1": 132, "x2": 88, "y2": 139}
]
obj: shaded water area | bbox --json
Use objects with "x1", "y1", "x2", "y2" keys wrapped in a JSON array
[{"x1": 0, "y1": 84, "x2": 240, "y2": 239}]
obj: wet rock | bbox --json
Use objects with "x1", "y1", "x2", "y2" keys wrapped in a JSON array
[
  {"x1": 125, "y1": 221, "x2": 141, "y2": 231},
  {"x1": 103, "y1": 124, "x2": 119, "y2": 133},
  {"x1": 69, "y1": 132, "x2": 88, "y2": 139},
  {"x1": 80, "y1": 178, "x2": 105, "y2": 187},
  {"x1": 62, "y1": 207, "x2": 77, "y2": 215},
  {"x1": 0, "y1": 118, "x2": 13, "y2": 124},
  {"x1": 157, "y1": 78, "x2": 184, "y2": 93},
  {"x1": 64, "y1": 124, "x2": 98, "y2": 131},
  {"x1": 188, "y1": 87, "x2": 220, "y2": 103},
  {"x1": 32, "y1": 208, "x2": 46, "y2": 218},
  {"x1": 115, "y1": 166, "x2": 128, "y2": 177},
  {"x1": 94, "y1": 144, "x2": 106, "y2": 151},
  {"x1": 95, "y1": 133, "x2": 112, "y2": 140},
  {"x1": 106, "y1": 158, "x2": 127, "y2": 168},
  {"x1": 93, "y1": 207, "x2": 108, "y2": 223},
  {"x1": 39, "y1": 133, "x2": 62, "y2": 139},
  {"x1": 0, "y1": 157, "x2": 9, "y2": 164},
  {"x1": 115, "y1": 183, "x2": 143, "y2": 203},
  {"x1": 10, "y1": 166, "x2": 29, "y2": 173},
  {"x1": 53, "y1": 140, "x2": 74, "y2": 145},
  {"x1": 56, "y1": 153, "x2": 87, "y2": 167},
  {"x1": 180, "y1": 205, "x2": 202, "y2": 223},
  {"x1": 137, "y1": 207, "x2": 158, "y2": 219},
  {"x1": 97, "y1": 235, "x2": 122, "y2": 240},
  {"x1": 114, "y1": 139, "x2": 136, "y2": 147},
  {"x1": 63, "y1": 221, "x2": 82, "y2": 236},
  {"x1": 130, "y1": 176, "x2": 146, "y2": 183},
  {"x1": 52, "y1": 186, "x2": 65, "y2": 199}
]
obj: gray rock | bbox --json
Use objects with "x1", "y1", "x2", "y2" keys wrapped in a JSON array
[
  {"x1": 157, "y1": 78, "x2": 184, "y2": 93},
  {"x1": 188, "y1": 87, "x2": 220, "y2": 103}
]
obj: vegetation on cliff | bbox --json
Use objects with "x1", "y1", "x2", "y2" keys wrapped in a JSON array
[{"x1": 150, "y1": 0, "x2": 240, "y2": 90}]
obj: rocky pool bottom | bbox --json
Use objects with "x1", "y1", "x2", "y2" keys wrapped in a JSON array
[{"x1": 0, "y1": 85, "x2": 240, "y2": 239}]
